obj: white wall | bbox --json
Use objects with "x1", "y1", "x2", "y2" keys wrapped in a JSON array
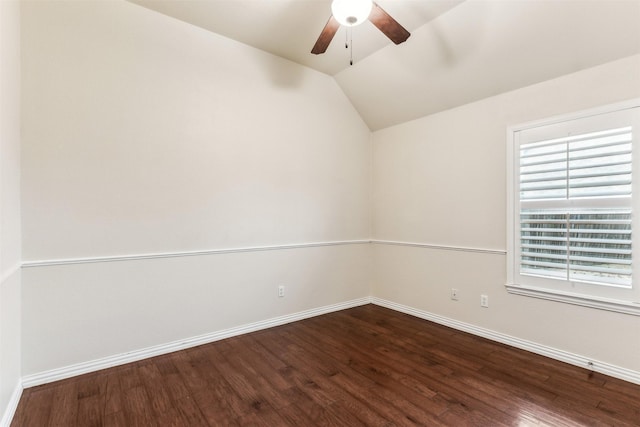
[
  {"x1": 372, "y1": 54, "x2": 640, "y2": 372},
  {"x1": 0, "y1": 0, "x2": 22, "y2": 423},
  {"x1": 21, "y1": 0, "x2": 371, "y2": 377}
]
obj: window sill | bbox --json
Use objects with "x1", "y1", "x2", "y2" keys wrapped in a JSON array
[{"x1": 505, "y1": 284, "x2": 640, "y2": 316}]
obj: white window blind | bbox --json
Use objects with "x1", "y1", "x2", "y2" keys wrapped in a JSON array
[
  {"x1": 507, "y1": 101, "x2": 640, "y2": 314},
  {"x1": 519, "y1": 127, "x2": 632, "y2": 201},
  {"x1": 518, "y1": 127, "x2": 633, "y2": 287}
]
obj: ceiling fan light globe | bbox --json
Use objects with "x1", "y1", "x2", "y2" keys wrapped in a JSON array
[{"x1": 331, "y1": 0, "x2": 373, "y2": 27}]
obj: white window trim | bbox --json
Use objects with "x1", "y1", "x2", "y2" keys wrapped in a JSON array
[
  {"x1": 505, "y1": 284, "x2": 640, "y2": 315},
  {"x1": 506, "y1": 99, "x2": 640, "y2": 316}
]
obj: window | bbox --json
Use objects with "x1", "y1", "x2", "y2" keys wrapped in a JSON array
[{"x1": 507, "y1": 100, "x2": 640, "y2": 315}]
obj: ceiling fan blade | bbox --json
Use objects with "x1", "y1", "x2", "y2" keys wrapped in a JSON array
[
  {"x1": 369, "y1": 3, "x2": 410, "y2": 45},
  {"x1": 311, "y1": 15, "x2": 340, "y2": 54}
]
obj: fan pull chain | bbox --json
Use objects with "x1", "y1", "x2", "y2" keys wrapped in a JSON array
[
  {"x1": 343, "y1": 28, "x2": 354, "y2": 66},
  {"x1": 349, "y1": 28, "x2": 353, "y2": 65}
]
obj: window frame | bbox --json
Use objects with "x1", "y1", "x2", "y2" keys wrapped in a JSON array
[{"x1": 506, "y1": 99, "x2": 640, "y2": 316}]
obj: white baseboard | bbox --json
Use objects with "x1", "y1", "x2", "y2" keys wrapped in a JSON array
[
  {"x1": 0, "y1": 381, "x2": 23, "y2": 427},
  {"x1": 21, "y1": 297, "x2": 371, "y2": 388},
  {"x1": 371, "y1": 297, "x2": 640, "y2": 385},
  {"x1": 20, "y1": 295, "x2": 640, "y2": 391}
]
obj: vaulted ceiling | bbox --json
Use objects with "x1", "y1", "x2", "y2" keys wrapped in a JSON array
[{"x1": 128, "y1": 0, "x2": 640, "y2": 130}]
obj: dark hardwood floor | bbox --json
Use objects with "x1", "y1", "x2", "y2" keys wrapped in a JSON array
[{"x1": 11, "y1": 304, "x2": 640, "y2": 426}]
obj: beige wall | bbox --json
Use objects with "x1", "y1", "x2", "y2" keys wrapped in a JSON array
[
  {"x1": 0, "y1": 0, "x2": 22, "y2": 422},
  {"x1": 20, "y1": 0, "x2": 371, "y2": 376},
  {"x1": 372, "y1": 55, "x2": 640, "y2": 371},
  {"x1": 22, "y1": 244, "x2": 371, "y2": 375},
  {"x1": 21, "y1": 1, "x2": 371, "y2": 261}
]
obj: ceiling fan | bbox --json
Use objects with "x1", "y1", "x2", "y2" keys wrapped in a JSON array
[{"x1": 311, "y1": 0, "x2": 410, "y2": 55}]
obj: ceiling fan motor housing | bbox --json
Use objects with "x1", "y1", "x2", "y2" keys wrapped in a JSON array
[{"x1": 331, "y1": 0, "x2": 373, "y2": 27}]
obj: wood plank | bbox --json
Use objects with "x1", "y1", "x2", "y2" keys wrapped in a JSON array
[
  {"x1": 10, "y1": 386, "x2": 54, "y2": 427},
  {"x1": 47, "y1": 380, "x2": 78, "y2": 426},
  {"x1": 10, "y1": 304, "x2": 640, "y2": 426}
]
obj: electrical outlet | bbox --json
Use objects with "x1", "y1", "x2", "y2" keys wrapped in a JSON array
[
  {"x1": 480, "y1": 294, "x2": 489, "y2": 308},
  {"x1": 278, "y1": 285, "x2": 285, "y2": 298},
  {"x1": 451, "y1": 288, "x2": 459, "y2": 301}
]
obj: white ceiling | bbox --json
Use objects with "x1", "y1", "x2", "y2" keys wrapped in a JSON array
[
  {"x1": 128, "y1": 0, "x2": 465, "y2": 75},
  {"x1": 128, "y1": 0, "x2": 640, "y2": 130}
]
